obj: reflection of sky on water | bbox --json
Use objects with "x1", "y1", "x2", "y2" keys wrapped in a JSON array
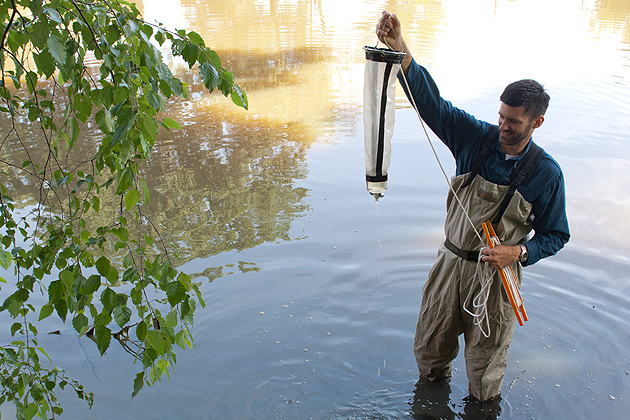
[
  {"x1": 2, "y1": 0, "x2": 630, "y2": 418},
  {"x1": 138, "y1": 0, "x2": 630, "y2": 259}
]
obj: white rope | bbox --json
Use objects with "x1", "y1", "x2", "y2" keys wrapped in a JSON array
[
  {"x1": 379, "y1": 34, "x2": 484, "y2": 244},
  {"x1": 379, "y1": 27, "x2": 496, "y2": 336},
  {"x1": 462, "y1": 247, "x2": 498, "y2": 338}
]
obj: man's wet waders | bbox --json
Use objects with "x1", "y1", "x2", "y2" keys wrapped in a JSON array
[{"x1": 414, "y1": 171, "x2": 534, "y2": 402}]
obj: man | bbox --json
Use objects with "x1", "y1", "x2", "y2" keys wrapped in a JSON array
[{"x1": 375, "y1": 11, "x2": 570, "y2": 403}]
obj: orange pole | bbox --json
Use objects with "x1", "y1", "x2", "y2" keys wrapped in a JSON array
[
  {"x1": 482, "y1": 221, "x2": 525, "y2": 326},
  {"x1": 485, "y1": 222, "x2": 529, "y2": 322}
]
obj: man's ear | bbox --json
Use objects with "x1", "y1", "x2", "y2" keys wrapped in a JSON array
[{"x1": 532, "y1": 115, "x2": 544, "y2": 129}]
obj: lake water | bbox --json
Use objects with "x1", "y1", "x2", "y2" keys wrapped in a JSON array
[{"x1": 2, "y1": 0, "x2": 630, "y2": 419}]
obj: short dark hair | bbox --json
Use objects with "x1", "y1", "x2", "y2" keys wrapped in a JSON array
[{"x1": 500, "y1": 79, "x2": 550, "y2": 120}]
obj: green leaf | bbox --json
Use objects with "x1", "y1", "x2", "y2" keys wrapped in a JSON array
[
  {"x1": 158, "y1": 79, "x2": 173, "y2": 98},
  {"x1": 166, "y1": 281, "x2": 186, "y2": 306},
  {"x1": 146, "y1": 90, "x2": 165, "y2": 113},
  {"x1": 95, "y1": 109, "x2": 114, "y2": 133},
  {"x1": 218, "y1": 71, "x2": 235, "y2": 96},
  {"x1": 177, "y1": 272, "x2": 192, "y2": 290},
  {"x1": 27, "y1": 105, "x2": 39, "y2": 122},
  {"x1": 60, "y1": 270, "x2": 75, "y2": 288},
  {"x1": 132, "y1": 372, "x2": 145, "y2": 398},
  {"x1": 146, "y1": 330, "x2": 165, "y2": 355},
  {"x1": 165, "y1": 308, "x2": 177, "y2": 328},
  {"x1": 199, "y1": 62, "x2": 220, "y2": 91},
  {"x1": 125, "y1": 189, "x2": 140, "y2": 211},
  {"x1": 161, "y1": 117, "x2": 181, "y2": 130},
  {"x1": 24, "y1": 402, "x2": 38, "y2": 420},
  {"x1": 72, "y1": 313, "x2": 89, "y2": 335},
  {"x1": 136, "y1": 320, "x2": 147, "y2": 341},
  {"x1": 156, "y1": 62, "x2": 173, "y2": 82},
  {"x1": 113, "y1": 306, "x2": 132, "y2": 328},
  {"x1": 112, "y1": 227, "x2": 129, "y2": 242},
  {"x1": 0, "y1": 249, "x2": 12, "y2": 269},
  {"x1": 36, "y1": 346, "x2": 52, "y2": 363},
  {"x1": 180, "y1": 298, "x2": 195, "y2": 328},
  {"x1": 47, "y1": 33, "x2": 67, "y2": 64},
  {"x1": 149, "y1": 364, "x2": 163, "y2": 384},
  {"x1": 92, "y1": 196, "x2": 100, "y2": 212},
  {"x1": 175, "y1": 330, "x2": 187, "y2": 349},
  {"x1": 48, "y1": 280, "x2": 64, "y2": 304},
  {"x1": 34, "y1": 50, "x2": 56, "y2": 79},
  {"x1": 44, "y1": 6, "x2": 63, "y2": 24},
  {"x1": 231, "y1": 84, "x2": 248, "y2": 110},
  {"x1": 169, "y1": 77, "x2": 184, "y2": 97},
  {"x1": 95, "y1": 325, "x2": 111, "y2": 356},
  {"x1": 74, "y1": 95, "x2": 93, "y2": 123},
  {"x1": 101, "y1": 287, "x2": 117, "y2": 314},
  {"x1": 31, "y1": 21, "x2": 50, "y2": 49},
  {"x1": 82, "y1": 275, "x2": 101, "y2": 295},
  {"x1": 106, "y1": 266, "x2": 119, "y2": 284},
  {"x1": 55, "y1": 298, "x2": 68, "y2": 321},
  {"x1": 95, "y1": 256, "x2": 111, "y2": 277},
  {"x1": 154, "y1": 30, "x2": 165, "y2": 45},
  {"x1": 181, "y1": 44, "x2": 199, "y2": 68},
  {"x1": 11, "y1": 322, "x2": 23, "y2": 336},
  {"x1": 110, "y1": 124, "x2": 128, "y2": 148},
  {"x1": 116, "y1": 167, "x2": 134, "y2": 195},
  {"x1": 187, "y1": 31, "x2": 205, "y2": 47},
  {"x1": 38, "y1": 302, "x2": 54, "y2": 321}
]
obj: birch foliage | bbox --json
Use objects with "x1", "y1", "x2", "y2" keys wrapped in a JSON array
[{"x1": 0, "y1": 0, "x2": 247, "y2": 417}]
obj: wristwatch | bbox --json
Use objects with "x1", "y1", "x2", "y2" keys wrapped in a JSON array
[{"x1": 519, "y1": 244, "x2": 529, "y2": 263}]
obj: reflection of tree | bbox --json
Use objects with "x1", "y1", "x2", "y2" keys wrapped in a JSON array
[
  {"x1": 178, "y1": 0, "x2": 319, "y2": 52},
  {"x1": 590, "y1": 0, "x2": 630, "y2": 46},
  {"x1": 1, "y1": 84, "x2": 312, "y2": 270},
  {"x1": 175, "y1": 47, "x2": 327, "y2": 96},
  {"x1": 141, "y1": 106, "x2": 311, "y2": 265},
  {"x1": 0, "y1": 79, "x2": 103, "y2": 203}
]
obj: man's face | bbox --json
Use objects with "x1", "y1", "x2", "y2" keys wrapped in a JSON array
[{"x1": 497, "y1": 102, "x2": 542, "y2": 151}]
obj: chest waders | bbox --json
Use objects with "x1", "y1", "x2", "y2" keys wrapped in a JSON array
[{"x1": 413, "y1": 126, "x2": 544, "y2": 402}]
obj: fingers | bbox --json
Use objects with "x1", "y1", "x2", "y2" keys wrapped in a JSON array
[
  {"x1": 480, "y1": 246, "x2": 518, "y2": 270},
  {"x1": 375, "y1": 11, "x2": 398, "y2": 41},
  {"x1": 375, "y1": 12, "x2": 389, "y2": 38}
]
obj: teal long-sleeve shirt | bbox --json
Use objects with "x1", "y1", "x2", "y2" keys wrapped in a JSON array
[{"x1": 400, "y1": 59, "x2": 570, "y2": 266}]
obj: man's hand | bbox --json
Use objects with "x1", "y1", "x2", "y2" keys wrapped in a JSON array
[
  {"x1": 375, "y1": 11, "x2": 402, "y2": 50},
  {"x1": 480, "y1": 245, "x2": 521, "y2": 270},
  {"x1": 375, "y1": 11, "x2": 413, "y2": 74}
]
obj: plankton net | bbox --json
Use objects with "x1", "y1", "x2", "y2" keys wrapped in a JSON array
[{"x1": 363, "y1": 46, "x2": 406, "y2": 199}]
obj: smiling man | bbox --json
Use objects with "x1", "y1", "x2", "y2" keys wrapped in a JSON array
[{"x1": 375, "y1": 11, "x2": 570, "y2": 405}]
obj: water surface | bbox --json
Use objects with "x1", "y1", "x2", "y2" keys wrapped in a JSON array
[{"x1": 2, "y1": 0, "x2": 630, "y2": 419}]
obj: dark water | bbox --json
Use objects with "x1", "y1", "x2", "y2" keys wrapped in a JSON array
[{"x1": 2, "y1": 0, "x2": 630, "y2": 419}]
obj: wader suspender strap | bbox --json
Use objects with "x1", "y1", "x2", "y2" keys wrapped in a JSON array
[
  {"x1": 460, "y1": 125, "x2": 500, "y2": 189},
  {"x1": 459, "y1": 124, "x2": 545, "y2": 223},
  {"x1": 372, "y1": 60, "x2": 395, "y2": 182}
]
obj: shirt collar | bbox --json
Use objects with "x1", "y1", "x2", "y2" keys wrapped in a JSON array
[{"x1": 495, "y1": 138, "x2": 533, "y2": 162}]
